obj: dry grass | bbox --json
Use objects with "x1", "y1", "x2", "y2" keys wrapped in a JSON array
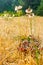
[{"x1": 0, "y1": 16, "x2": 43, "y2": 65}]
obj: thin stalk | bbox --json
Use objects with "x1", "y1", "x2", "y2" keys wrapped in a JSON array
[{"x1": 29, "y1": 18, "x2": 32, "y2": 35}]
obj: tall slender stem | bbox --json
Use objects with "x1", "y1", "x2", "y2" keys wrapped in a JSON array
[{"x1": 30, "y1": 17, "x2": 32, "y2": 35}]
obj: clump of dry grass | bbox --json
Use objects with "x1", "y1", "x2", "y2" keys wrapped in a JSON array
[
  {"x1": 0, "y1": 35, "x2": 43, "y2": 65},
  {"x1": 0, "y1": 16, "x2": 43, "y2": 65}
]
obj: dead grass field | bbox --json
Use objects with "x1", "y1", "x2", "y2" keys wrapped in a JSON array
[
  {"x1": 0, "y1": 16, "x2": 43, "y2": 43},
  {"x1": 0, "y1": 16, "x2": 43, "y2": 65}
]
